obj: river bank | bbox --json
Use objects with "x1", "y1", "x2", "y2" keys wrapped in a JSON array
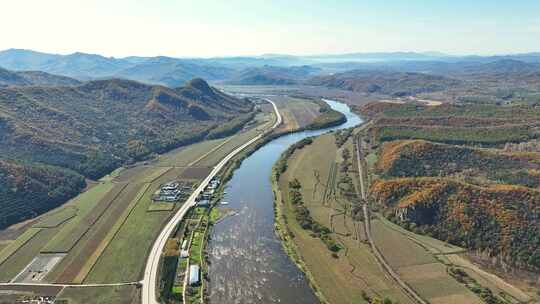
[{"x1": 205, "y1": 98, "x2": 362, "y2": 303}]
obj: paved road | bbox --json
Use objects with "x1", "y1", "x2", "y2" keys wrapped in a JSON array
[
  {"x1": 355, "y1": 136, "x2": 427, "y2": 304},
  {"x1": 141, "y1": 99, "x2": 282, "y2": 304}
]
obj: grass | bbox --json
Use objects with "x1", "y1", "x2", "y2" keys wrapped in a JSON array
[
  {"x1": 33, "y1": 206, "x2": 77, "y2": 228},
  {"x1": 83, "y1": 182, "x2": 171, "y2": 283},
  {"x1": 140, "y1": 167, "x2": 172, "y2": 183},
  {"x1": 0, "y1": 228, "x2": 41, "y2": 266},
  {"x1": 147, "y1": 202, "x2": 176, "y2": 212},
  {"x1": 0, "y1": 227, "x2": 61, "y2": 282},
  {"x1": 40, "y1": 182, "x2": 121, "y2": 253},
  {"x1": 157, "y1": 138, "x2": 228, "y2": 167},
  {"x1": 55, "y1": 285, "x2": 140, "y2": 304},
  {"x1": 70, "y1": 183, "x2": 151, "y2": 284},
  {"x1": 99, "y1": 167, "x2": 125, "y2": 182}
]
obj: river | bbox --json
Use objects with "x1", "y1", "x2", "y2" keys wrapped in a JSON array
[{"x1": 207, "y1": 99, "x2": 363, "y2": 303}]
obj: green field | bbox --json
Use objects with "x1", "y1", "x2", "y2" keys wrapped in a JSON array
[
  {"x1": 157, "y1": 138, "x2": 228, "y2": 167},
  {"x1": 0, "y1": 228, "x2": 41, "y2": 266},
  {"x1": 33, "y1": 207, "x2": 78, "y2": 229},
  {"x1": 0, "y1": 227, "x2": 61, "y2": 282},
  {"x1": 148, "y1": 202, "x2": 176, "y2": 212},
  {"x1": 83, "y1": 181, "x2": 173, "y2": 283},
  {"x1": 41, "y1": 182, "x2": 122, "y2": 253}
]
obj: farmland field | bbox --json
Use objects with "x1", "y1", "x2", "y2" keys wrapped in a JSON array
[
  {"x1": 0, "y1": 227, "x2": 61, "y2": 282},
  {"x1": 276, "y1": 133, "x2": 414, "y2": 304},
  {"x1": 0, "y1": 285, "x2": 63, "y2": 303},
  {"x1": 83, "y1": 104, "x2": 277, "y2": 283},
  {"x1": 46, "y1": 182, "x2": 148, "y2": 283},
  {"x1": 0, "y1": 99, "x2": 277, "y2": 288},
  {"x1": 41, "y1": 183, "x2": 125, "y2": 253},
  {"x1": 0, "y1": 228, "x2": 41, "y2": 266},
  {"x1": 33, "y1": 207, "x2": 78, "y2": 229}
]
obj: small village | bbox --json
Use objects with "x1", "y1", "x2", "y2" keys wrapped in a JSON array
[{"x1": 158, "y1": 176, "x2": 222, "y2": 303}]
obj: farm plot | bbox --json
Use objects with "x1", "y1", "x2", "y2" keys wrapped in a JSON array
[
  {"x1": 195, "y1": 128, "x2": 263, "y2": 167},
  {"x1": 180, "y1": 167, "x2": 212, "y2": 180},
  {"x1": 370, "y1": 220, "x2": 436, "y2": 268},
  {"x1": 0, "y1": 228, "x2": 41, "y2": 266},
  {"x1": 46, "y1": 182, "x2": 148, "y2": 284},
  {"x1": 113, "y1": 166, "x2": 153, "y2": 183},
  {"x1": 277, "y1": 133, "x2": 414, "y2": 304},
  {"x1": 41, "y1": 183, "x2": 126, "y2": 253},
  {"x1": 371, "y1": 204, "x2": 481, "y2": 304},
  {"x1": 83, "y1": 181, "x2": 174, "y2": 283},
  {"x1": 157, "y1": 138, "x2": 228, "y2": 167},
  {"x1": 271, "y1": 96, "x2": 322, "y2": 132},
  {"x1": 0, "y1": 227, "x2": 62, "y2": 282},
  {"x1": 33, "y1": 206, "x2": 77, "y2": 228}
]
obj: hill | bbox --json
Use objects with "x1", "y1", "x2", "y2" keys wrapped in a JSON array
[
  {"x1": 376, "y1": 140, "x2": 540, "y2": 188},
  {"x1": 0, "y1": 67, "x2": 80, "y2": 87},
  {"x1": 371, "y1": 177, "x2": 540, "y2": 272},
  {"x1": 114, "y1": 57, "x2": 235, "y2": 87},
  {"x1": 358, "y1": 102, "x2": 540, "y2": 146},
  {"x1": 0, "y1": 78, "x2": 253, "y2": 228},
  {"x1": 0, "y1": 78, "x2": 253, "y2": 178},
  {"x1": 0, "y1": 49, "x2": 233, "y2": 85},
  {"x1": 226, "y1": 65, "x2": 321, "y2": 85},
  {"x1": 360, "y1": 100, "x2": 540, "y2": 273},
  {"x1": 308, "y1": 70, "x2": 462, "y2": 97}
]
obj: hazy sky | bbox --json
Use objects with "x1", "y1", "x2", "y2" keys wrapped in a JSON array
[{"x1": 2, "y1": 0, "x2": 539, "y2": 58}]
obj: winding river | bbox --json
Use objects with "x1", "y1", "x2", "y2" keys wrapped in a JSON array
[{"x1": 207, "y1": 99, "x2": 363, "y2": 303}]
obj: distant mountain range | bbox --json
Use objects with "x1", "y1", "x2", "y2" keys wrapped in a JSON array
[
  {"x1": 225, "y1": 65, "x2": 322, "y2": 85},
  {"x1": 308, "y1": 70, "x2": 463, "y2": 97},
  {"x1": 3, "y1": 49, "x2": 540, "y2": 88},
  {"x1": 0, "y1": 67, "x2": 80, "y2": 87}
]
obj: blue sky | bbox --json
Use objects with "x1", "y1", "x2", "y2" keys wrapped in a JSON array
[{"x1": 2, "y1": 0, "x2": 539, "y2": 57}]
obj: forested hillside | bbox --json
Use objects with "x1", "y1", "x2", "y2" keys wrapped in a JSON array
[
  {"x1": 359, "y1": 102, "x2": 540, "y2": 146},
  {"x1": 377, "y1": 140, "x2": 540, "y2": 188},
  {"x1": 0, "y1": 160, "x2": 86, "y2": 229},
  {"x1": 371, "y1": 178, "x2": 540, "y2": 272},
  {"x1": 361, "y1": 101, "x2": 540, "y2": 273},
  {"x1": 0, "y1": 77, "x2": 253, "y2": 228}
]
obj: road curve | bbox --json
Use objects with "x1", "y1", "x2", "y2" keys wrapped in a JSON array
[{"x1": 141, "y1": 99, "x2": 282, "y2": 304}]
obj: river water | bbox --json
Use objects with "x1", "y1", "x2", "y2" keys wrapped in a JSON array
[{"x1": 207, "y1": 99, "x2": 363, "y2": 304}]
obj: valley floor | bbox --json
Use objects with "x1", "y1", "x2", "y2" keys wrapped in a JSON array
[{"x1": 0, "y1": 95, "x2": 331, "y2": 303}]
